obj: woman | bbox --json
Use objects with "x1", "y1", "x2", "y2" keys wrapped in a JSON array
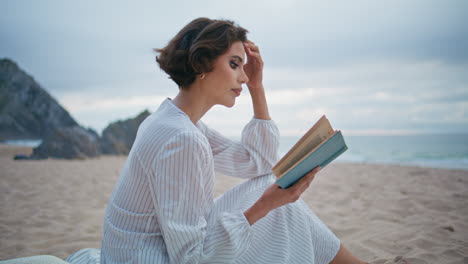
[{"x1": 66, "y1": 17, "x2": 366, "y2": 264}]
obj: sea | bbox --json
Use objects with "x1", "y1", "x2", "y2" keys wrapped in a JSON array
[
  {"x1": 279, "y1": 133, "x2": 468, "y2": 171},
  {"x1": 3, "y1": 134, "x2": 468, "y2": 171}
]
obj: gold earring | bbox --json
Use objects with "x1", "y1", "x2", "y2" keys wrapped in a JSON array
[{"x1": 200, "y1": 73, "x2": 205, "y2": 80}]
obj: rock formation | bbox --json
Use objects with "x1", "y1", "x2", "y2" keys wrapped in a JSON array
[
  {"x1": 1, "y1": 58, "x2": 150, "y2": 159},
  {"x1": 0, "y1": 58, "x2": 79, "y2": 141},
  {"x1": 100, "y1": 110, "x2": 150, "y2": 155},
  {"x1": 30, "y1": 126, "x2": 101, "y2": 159}
]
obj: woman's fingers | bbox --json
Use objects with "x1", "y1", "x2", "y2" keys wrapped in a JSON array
[
  {"x1": 244, "y1": 48, "x2": 264, "y2": 66},
  {"x1": 242, "y1": 40, "x2": 264, "y2": 88},
  {"x1": 244, "y1": 42, "x2": 264, "y2": 71},
  {"x1": 264, "y1": 167, "x2": 321, "y2": 208},
  {"x1": 292, "y1": 166, "x2": 320, "y2": 193},
  {"x1": 245, "y1": 41, "x2": 260, "y2": 53},
  {"x1": 248, "y1": 53, "x2": 263, "y2": 66},
  {"x1": 244, "y1": 41, "x2": 262, "y2": 60},
  {"x1": 298, "y1": 174, "x2": 314, "y2": 193},
  {"x1": 310, "y1": 166, "x2": 321, "y2": 175}
]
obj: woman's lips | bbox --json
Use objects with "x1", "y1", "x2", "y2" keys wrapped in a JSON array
[{"x1": 232, "y1": 88, "x2": 242, "y2": 96}]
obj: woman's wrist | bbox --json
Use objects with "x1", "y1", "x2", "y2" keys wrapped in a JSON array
[
  {"x1": 247, "y1": 83, "x2": 263, "y2": 91},
  {"x1": 248, "y1": 85, "x2": 271, "y2": 120},
  {"x1": 244, "y1": 199, "x2": 272, "y2": 225}
]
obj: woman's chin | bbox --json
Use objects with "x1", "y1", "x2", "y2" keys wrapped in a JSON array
[{"x1": 220, "y1": 99, "x2": 236, "y2": 108}]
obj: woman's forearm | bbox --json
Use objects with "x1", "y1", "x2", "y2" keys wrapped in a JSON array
[
  {"x1": 248, "y1": 85, "x2": 271, "y2": 120},
  {"x1": 244, "y1": 85, "x2": 273, "y2": 225}
]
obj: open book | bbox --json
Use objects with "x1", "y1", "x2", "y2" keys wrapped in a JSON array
[{"x1": 273, "y1": 115, "x2": 348, "y2": 188}]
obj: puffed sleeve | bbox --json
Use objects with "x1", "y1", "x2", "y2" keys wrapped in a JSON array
[
  {"x1": 197, "y1": 118, "x2": 280, "y2": 178},
  {"x1": 151, "y1": 131, "x2": 252, "y2": 264}
]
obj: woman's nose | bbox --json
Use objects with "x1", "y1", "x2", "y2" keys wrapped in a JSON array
[{"x1": 240, "y1": 69, "x2": 249, "y2": 84}]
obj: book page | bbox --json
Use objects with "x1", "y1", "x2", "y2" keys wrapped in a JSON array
[
  {"x1": 279, "y1": 130, "x2": 338, "y2": 178},
  {"x1": 277, "y1": 132, "x2": 330, "y2": 176},
  {"x1": 273, "y1": 115, "x2": 334, "y2": 177}
]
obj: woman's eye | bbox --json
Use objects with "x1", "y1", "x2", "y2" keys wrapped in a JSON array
[{"x1": 230, "y1": 61, "x2": 239, "y2": 69}]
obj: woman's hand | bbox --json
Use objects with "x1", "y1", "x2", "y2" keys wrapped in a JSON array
[
  {"x1": 243, "y1": 40, "x2": 264, "y2": 90},
  {"x1": 244, "y1": 166, "x2": 321, "y2": 225},
  {"x1": 261, "y1": 166, "x2": 320, "y2": 209}
]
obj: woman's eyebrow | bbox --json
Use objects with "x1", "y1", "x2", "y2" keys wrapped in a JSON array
[{"x1": 231, "y1": 55, "x2": 243, "y2": 63}]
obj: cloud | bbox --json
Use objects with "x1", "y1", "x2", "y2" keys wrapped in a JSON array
[
  {"x1": 58, "y1": 90, "x2": 168, "y2": 134},
  {"x1": 1, "y1": 0, "x2": 467, "y2": 136},
  {"x1": 295, "y1": 108, "x2": 336, "y2": 122},
  {"x1": 264, "y1": 59, "x2": 468, "y2": 135},
  {"x1": 409, "y1": 101, "x2": 468, "y2": 124},
  {"x1": 50, "y1": 58, "x2": 468, "y2": 136},
  {"x1": 267, "y1": 88, "x2": 317, "y2": 105},
  {"x1": 60, "y1": 94, "x2": 166, "y2": 113}
]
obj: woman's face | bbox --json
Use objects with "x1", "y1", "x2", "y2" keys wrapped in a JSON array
[{"x1": 203, "y1": 41, "x2": 249, "y2": 108}]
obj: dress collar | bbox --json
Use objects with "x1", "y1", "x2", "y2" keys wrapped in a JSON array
[{"x1": 164, "y1": 97, "x2": 202, "y2": 128}]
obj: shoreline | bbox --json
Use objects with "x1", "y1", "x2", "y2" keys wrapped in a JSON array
[
  {"x1": 3, "y1": 143, "x2": 467, "y2": 173},
  {"x1": 1, "y1": 144, "x2": 467, "y2": 263}
]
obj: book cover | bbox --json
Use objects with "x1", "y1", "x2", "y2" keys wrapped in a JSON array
[
  {"x1": 272, "y1": 115, "x2": 334, "y2": 177},
  {"x1": 275, "y1": 125, "x2": 348, "y2": 189}
]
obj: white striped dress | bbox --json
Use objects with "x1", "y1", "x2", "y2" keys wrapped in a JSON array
[{"x1": 66, "y1": 98, "x2": 340, "y2": 264}]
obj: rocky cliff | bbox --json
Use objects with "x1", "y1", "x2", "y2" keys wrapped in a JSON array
[
  {"x1": 30, "y1": 126, "x2": 101, "y2": 159},
  {"x1": 27, "y1": 109, "x2": 149, "y2": 159},
  {"x1": 100, "y1": 110, "x2": 151, "y2": 155},
  {"x1": 1, "y1": 58, "x2": 151, "y2": 159},
  {"x1": 0, "y1": 58, "x2": 79, "y2": 141}
]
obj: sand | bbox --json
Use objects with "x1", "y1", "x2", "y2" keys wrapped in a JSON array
[{"x1": 0, "y1": 144, "x2": 467, "y2": 263}]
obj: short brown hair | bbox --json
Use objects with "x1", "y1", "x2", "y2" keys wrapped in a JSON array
[{"x1": 154, "y1": 17, "x2": 248, "y2": 89}]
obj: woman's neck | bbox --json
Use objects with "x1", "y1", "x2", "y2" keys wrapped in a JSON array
[{"x1": 172, "y1": 88, "x2": 213, "y2": 125}]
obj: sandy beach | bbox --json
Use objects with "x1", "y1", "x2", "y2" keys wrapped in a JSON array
[{"x1": 0, "y1": 144, "x2": 467, "y2": 263}]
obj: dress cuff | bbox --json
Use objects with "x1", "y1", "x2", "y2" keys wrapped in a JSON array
[
  {"x1": 217, "y1": 210, "x2": 253, "y2": 256},
  {"x1": 251, "y1": 117, "x2": 274, "y2": 123},
  {"x1": 248, "y1": 117, "x2": 279, "y2": 130},
  {"x1": 222, "y1": 210, "x2": 252, "y2": 231},
  {"x1": 239, "y1": 210, "x2": 253, "y2": 227}
]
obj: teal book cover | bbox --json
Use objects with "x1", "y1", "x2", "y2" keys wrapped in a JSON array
[{"x1": 275, "y1": 131, "x2": 348, "y2": 189}]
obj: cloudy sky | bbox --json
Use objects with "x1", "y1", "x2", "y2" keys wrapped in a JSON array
[{"x1": 1, "y1": 0, "x2": 467, "y2": 137}]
